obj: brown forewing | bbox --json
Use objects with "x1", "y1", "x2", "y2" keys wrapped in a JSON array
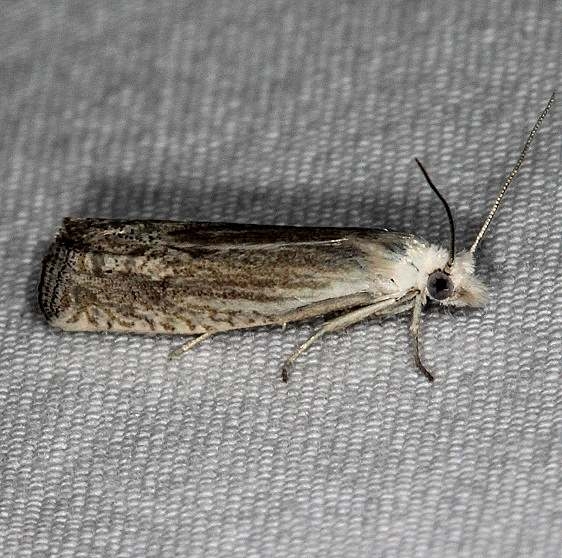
[{"x1": 39, "y1": 218, "x2": 417, "y2": 335}]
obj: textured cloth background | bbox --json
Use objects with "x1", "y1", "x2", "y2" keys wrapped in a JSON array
[{"x1": 0, "y1": 2, "x2": 561, "y2": 557}]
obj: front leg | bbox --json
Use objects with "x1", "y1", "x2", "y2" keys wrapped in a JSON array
[{"x1": 410, "y1": 294, "x2": 434, "y2": 382}]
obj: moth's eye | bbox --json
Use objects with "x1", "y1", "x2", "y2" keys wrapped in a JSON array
[{"x1": 427, "y1": 270, "x2": 454, "y2": 301}]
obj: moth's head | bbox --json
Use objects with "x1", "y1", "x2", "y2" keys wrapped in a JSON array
[
  {"x1": 413, "y1": 92, "x2": 554, "y2": 310},
  {"x1": 425, "y1": 251, "x2": 487, "y2": 307},
  {"x1": 414, "y1": 157, "x2": 486, "y2": 307},
  {"x1": 409, "y1": 93, "x2": 553, "y2": 381}
]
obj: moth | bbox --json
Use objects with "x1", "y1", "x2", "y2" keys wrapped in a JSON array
[{"x1": 39, "y1": 92, "x2": 555, "y2": 382}]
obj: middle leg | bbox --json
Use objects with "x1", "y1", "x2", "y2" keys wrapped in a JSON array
[{"x1": 281, "y1": 290, "x2": 418, "y2": 382}]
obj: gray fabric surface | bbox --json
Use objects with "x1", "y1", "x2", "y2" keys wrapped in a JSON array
[{"x1": 1, "y1": 1, "x2": 561, "y2": 557}]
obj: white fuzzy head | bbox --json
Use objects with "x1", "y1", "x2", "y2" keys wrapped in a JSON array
[
  {"x1": 428, "y1": 250, "x2": 488, "y2": 307},
  {"x1": 394, "y1": 243, "x2": 488, "y2": 308}
]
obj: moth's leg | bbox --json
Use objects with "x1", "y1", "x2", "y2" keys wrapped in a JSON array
[
  {"x1": 410, "y1": 295, "x2": 433, "y2": 382},
  {"x1": 281, "y1": 292, "x2": 417, "y2": 382},
  {"x1": 169, "y1": 332, "x2": 214, "y2": 359},
  {"x1": 376, "y1": 300, "x2": 417, "y2": 318},
  {"x1": 277, "y1": 292, "x2": 375, "y2": 325}
]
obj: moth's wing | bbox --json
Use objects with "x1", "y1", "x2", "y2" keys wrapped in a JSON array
[{"x1": 39, "y1": 218, "x2": 420, "y2": 334}]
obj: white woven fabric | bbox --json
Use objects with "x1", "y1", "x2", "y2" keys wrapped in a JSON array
[{"x1": 0, "y1": 2, "x2": 561, "y2": 557}]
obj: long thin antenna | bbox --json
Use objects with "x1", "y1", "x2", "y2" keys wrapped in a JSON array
[
  {"x1": 415, "y1": 158, "x2": 456, "y2": 268},
  {"x1": 469, "y1": 91, "x2": 555, "y2": 254}
]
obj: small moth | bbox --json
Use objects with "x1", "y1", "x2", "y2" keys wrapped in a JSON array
[{"x1": 39, "y1": 93, "x2": 555, "y2": 382}]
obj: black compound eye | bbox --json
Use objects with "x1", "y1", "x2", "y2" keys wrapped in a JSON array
[{"x1": 427, "y1": 270, "x2": 454, "y2": 301}]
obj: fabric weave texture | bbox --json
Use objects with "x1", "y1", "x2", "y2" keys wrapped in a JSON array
[{"x1": 0, "y1": 2, "x2": 561, "y2": 557}]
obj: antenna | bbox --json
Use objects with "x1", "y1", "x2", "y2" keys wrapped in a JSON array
[
  {"x1": 470, "y1": 91, "x2": 555, "y2": 254},
  {"x1": 415, "y1": 158, "x2": 456, "y2": 268}
]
